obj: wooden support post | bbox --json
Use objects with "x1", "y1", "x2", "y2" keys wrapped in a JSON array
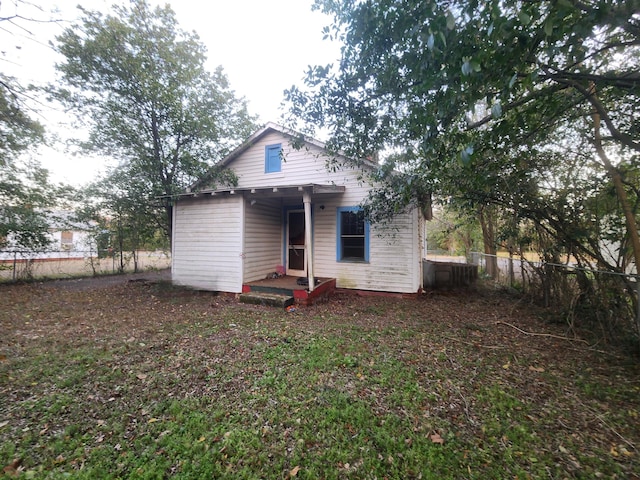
[{"x1": 303, "y1": 190, "x2": 315, "y2": 292}]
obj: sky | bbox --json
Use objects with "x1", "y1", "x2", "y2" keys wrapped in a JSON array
[{"x1": 1, "y1": 0, "x2": 340, "y2": 186}]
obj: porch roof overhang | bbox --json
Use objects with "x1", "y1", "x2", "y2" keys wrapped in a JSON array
[{"x1": 179, "y1": 183, "x2": 345, "y2": 199}]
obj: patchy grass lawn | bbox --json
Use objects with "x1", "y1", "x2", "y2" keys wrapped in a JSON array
[{"x1": 1, "y1": 279, "x2": 639, "y2": 479}]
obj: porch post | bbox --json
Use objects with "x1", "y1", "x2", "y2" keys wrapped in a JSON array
[{"x1": 303, "y1": 190, "x2": 315, "y2": 291}]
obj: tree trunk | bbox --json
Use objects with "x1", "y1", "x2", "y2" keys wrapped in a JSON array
[
  {"x1": 132, "y1": 249, "x2": 139, "y2": 273},
  {"x1": 593, "y1": 111, "x2": 640, "y2": 272},
  {"x1": 117, "y1": 218, "x2": 125, "y2": 273},
  {"x1": 593, "y1": 107, "x2": 640, "y2": 336},
  {"x1": 508, "y1": 250, "x2": 514, "y2": 287},
  {"x1": 478, "y1": 205, "x2": 499, "y2": 278},
  {"x1": 583, "y1": 82, "x2": 640, "y2": 273}
]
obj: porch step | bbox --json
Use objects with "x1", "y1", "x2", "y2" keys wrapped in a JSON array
[
  {"x1": 250, "y1": 285, "x2": 295, "y2": 296},
  {"x1": 239, "y1": 292, "x2": 295, "y2": 309}
]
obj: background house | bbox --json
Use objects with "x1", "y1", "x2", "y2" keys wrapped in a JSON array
[
  {"x1": 171, "y1": 123, "x2": 426, "y2": 296},
  {"x1": 0, "y1": 211, "x2": 171, "y2": 281},
  {"x1": 0, "y1": 211, "x2": 95, "y2": 263}
]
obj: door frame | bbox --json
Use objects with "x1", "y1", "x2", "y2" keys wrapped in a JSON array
[{"x1": 285, "y1": 208, "x2": 306, "y2": 277}]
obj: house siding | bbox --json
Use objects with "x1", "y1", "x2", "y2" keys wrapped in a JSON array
[
  {"x1": 243, "y1": 197, "x2": 283, "y2": 282},
  {"x1": 172, "y1": 196, "x2": 244, "y2": 293},
  {"x1": 313, "y1": 198, "x2": 421, "y2": 293}
]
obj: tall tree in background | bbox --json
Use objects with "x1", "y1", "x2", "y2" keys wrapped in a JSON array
[
  {"x1": 0, "y1": 150, "x2": 54, "y2": 252},
  {"x1": 0, "y1": 2, "x2": 60, "y2": 252},
  {"x1": 285, "y1": 0, "x2": 640, "y2": 272},
  {"x1": 52, "y1": 0, "x2": 257, "y2": 240}
]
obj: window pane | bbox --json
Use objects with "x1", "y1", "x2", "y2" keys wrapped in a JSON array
[
  {"x1": 341, "y1": 211, "x2": 364, "y2": 235},
  {"x1": 288, "y1": 248, "x2": 305, "y2": 270},
  {"x1": 342, "y1": 237, "x2": 365, "y2": 259},
  {"x1": 288, "y1": 212, "x2": 305, "y2": 245},
  {"x1": 265, "y1": 144, "x2": 281, "y2": 173}
]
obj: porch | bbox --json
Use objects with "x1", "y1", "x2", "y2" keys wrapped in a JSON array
[{"x1": 242, "y1": 276, "x2": 337, "y2": 306}]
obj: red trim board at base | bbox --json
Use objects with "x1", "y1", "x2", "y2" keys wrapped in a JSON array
[
  {"x1": 293, "y1": 289, "x2": 309, "y2": 300},
  {"x1": 335, "y1": 288, "x2": 421, "y2": 299}
]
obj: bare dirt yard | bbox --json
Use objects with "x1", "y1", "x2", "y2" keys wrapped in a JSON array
[{"x1": 1, "y1": 273, "x2": 639, "y2": 478}]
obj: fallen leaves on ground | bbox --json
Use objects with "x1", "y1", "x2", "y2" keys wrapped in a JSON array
[{"x1": 0, "y1": 276, "x2": 639, "y2": 478}]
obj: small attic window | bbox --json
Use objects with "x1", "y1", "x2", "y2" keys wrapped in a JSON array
[{"x1": 265, "y1": 144, "x2": 282, "y2": 173}]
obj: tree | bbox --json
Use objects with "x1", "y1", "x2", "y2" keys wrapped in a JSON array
[
  {"x1": 284, "y1": 0, "x2": 640, "y2": 342},
  {"x1": 0, "y1": 78, "x2": 43, "y2": 165},
  {"x1": 285, "y1": 0, "x2": 640, "y2": 268},
  {"x1": 426, "y1": 206, "x2": 483, "y2": 257},
  {"x1": 0, "y1": 158, "x2": 52, "y2": 252},
  {"x1": 75, "y1": 169, "x2": 166, "y2": 274},
  {"x1": 1, "y1": 0, "x2": 54, "y2": 253},
  {"x1": 52, "y1": 0, "x2": 257, "y2": 240}
]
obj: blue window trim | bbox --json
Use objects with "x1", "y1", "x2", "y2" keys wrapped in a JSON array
[
  {"x1": 336, "y1": 206, "x2": 370, "y2": 263},
  {"x1": 265, "y1": 144, "x2": 282, "y2": 173}
]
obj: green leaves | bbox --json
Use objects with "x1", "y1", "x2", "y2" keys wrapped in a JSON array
[
  {"x1": 0, "y1": 73, "x2": 63, "y2": 252},
  {"x1": 427, "y1": 33, "x2": 435, "y2": 51},
  {"x1": 490, "y1": 101, "x2": 502, "y2": 119},
  {"x1": 51, "y1": 0, "x2": 258, "y2": 241},
  {"x1": 461, "y1": 57, "x2": 481, "y2": 76},
  {"x1": 459, "y1": 144, "x2": 474, "y2": 165},
  {"x1": 0, "y1": 160, "x2": 60, "y2": 252},
  {"x1": 0, "y1": 75, "x2": 45, "y2": 164},
  {"x1": 543, "y1": 18, "x2": 554, "y2": 37},
  {"x1": 446, "y1": 10, "x2": 456, "y2": 30},
  {"x1": 285, "y1": 0, "x2": 640, "y2": 307},
  {"x1": 517, "y1": 10, "x2": 531, "y2": 26}
]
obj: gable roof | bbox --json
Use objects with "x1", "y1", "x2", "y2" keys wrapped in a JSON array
[{"x1": 188, "y1": 122, "x2": 378, "y2": 193}]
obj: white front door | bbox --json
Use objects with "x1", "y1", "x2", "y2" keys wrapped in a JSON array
[{"x1": 286, "y1": 210, "x2": 306, "y2": 277}]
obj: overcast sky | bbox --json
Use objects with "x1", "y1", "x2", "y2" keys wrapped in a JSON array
[{"x1": 1, "y1": 0, "x2": 339, "y2": 185}]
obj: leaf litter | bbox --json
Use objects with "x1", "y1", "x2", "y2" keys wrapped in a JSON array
[{"x1": 0, "y1": 274, "x2": 639, "y2": 478}]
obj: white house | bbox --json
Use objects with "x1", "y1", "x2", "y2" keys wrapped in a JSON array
[
  {"x1": 171, "y1": 123, "x2": 426, "y2": 300},
  {"x1": 0, "y1": 211, "x2": 95, "y2": 262}
]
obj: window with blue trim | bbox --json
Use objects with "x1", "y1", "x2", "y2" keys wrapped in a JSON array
[
  {"x1": 265, "y1": 144, "x2": 282, "y2": 173},
  {"x1": 337, "y1": 207, "x2": 369, "y2": 262}
]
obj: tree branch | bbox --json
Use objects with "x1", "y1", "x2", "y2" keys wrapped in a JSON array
[
  {"x1": 465, "y1": 84, "x2": 568, "y2": 130},
  {"x1": 542, "y1": 68, "x2": 640, "y2": 92},
  {"x1": 553, "y1": 76, "x2": 640, "y2": 153}
]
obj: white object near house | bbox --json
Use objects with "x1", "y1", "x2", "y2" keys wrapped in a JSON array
[{"x1": 171, "y1": 123, "x2": 426, "y2": 296}]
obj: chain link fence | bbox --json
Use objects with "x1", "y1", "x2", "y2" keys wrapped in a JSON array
[
  {"x1": 468, "y1": 251, "x2": 640, "y2": 345},
  {"x1": 0, "y1": 250, "x2": 171, "y2": 282}
]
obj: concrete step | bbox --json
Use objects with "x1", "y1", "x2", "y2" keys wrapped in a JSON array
[{"x1": 239, "y1": 292, "x2": 295, "y2": 308}]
